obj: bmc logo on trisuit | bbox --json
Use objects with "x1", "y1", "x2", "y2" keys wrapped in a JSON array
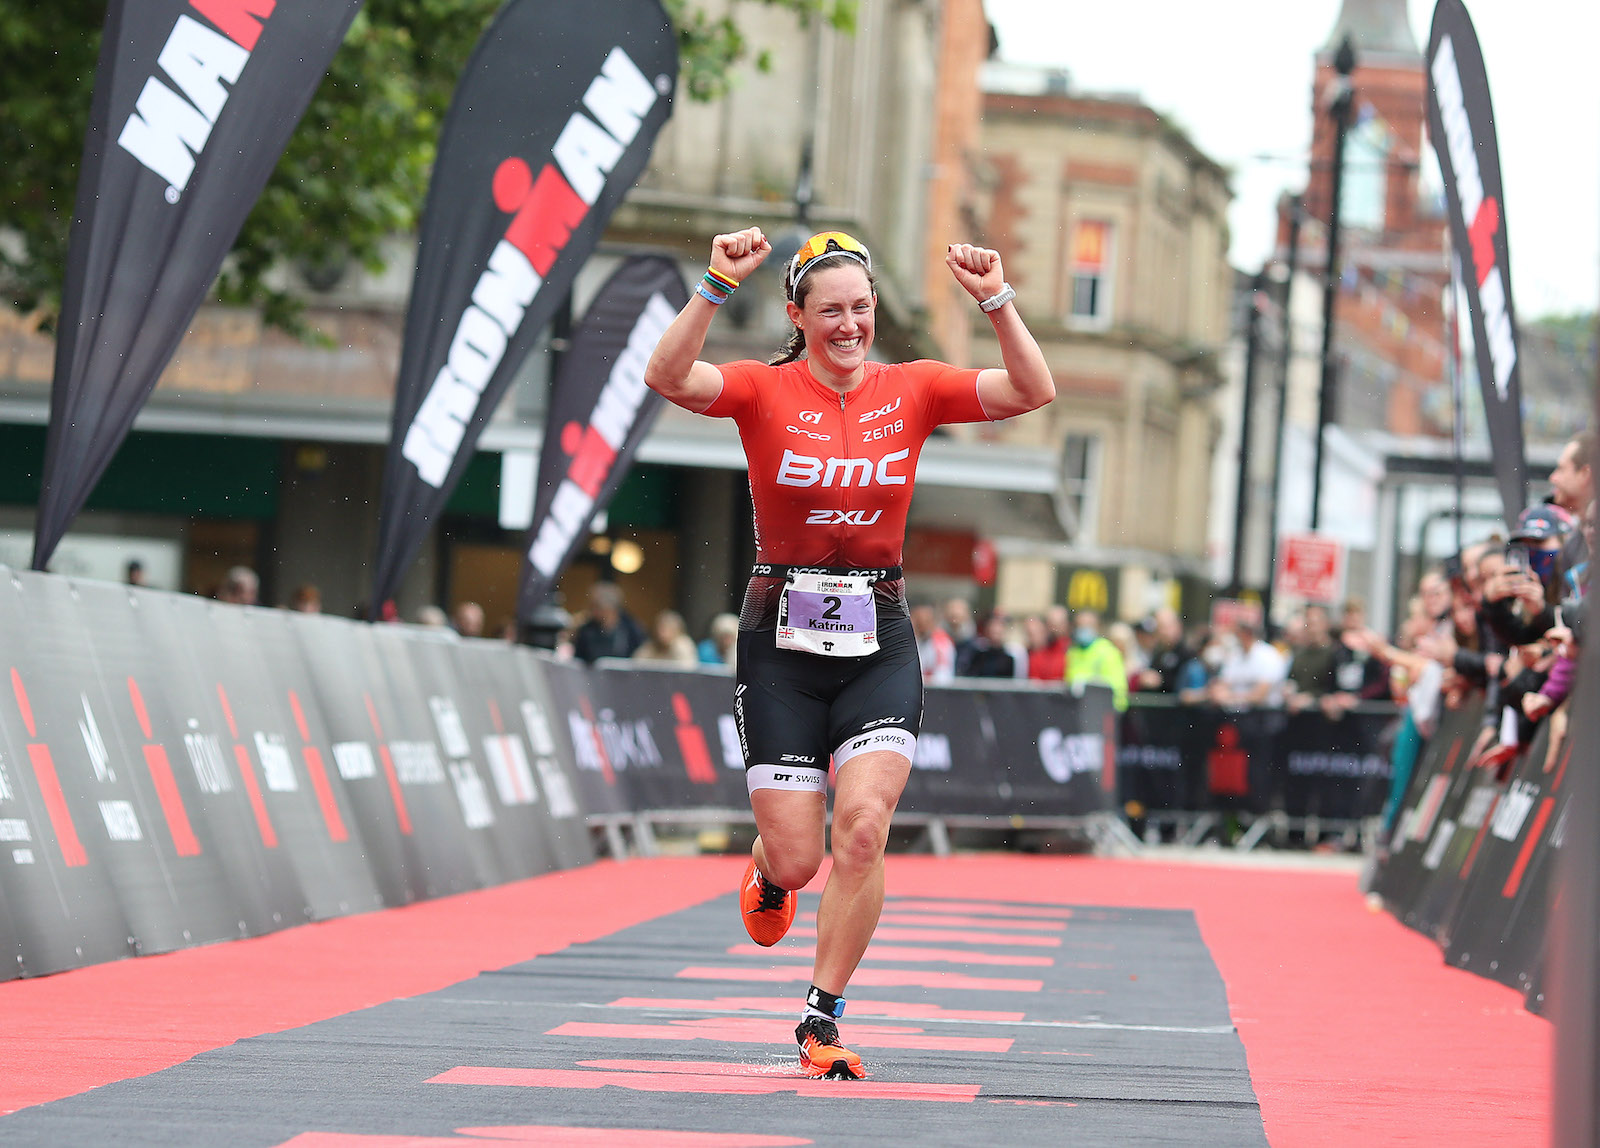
[
  {"x1": 117, "y1": 0, "x2": 278, "y2": 197},
  {"x1": 776, "y1": 448, "x2": 909, "y2": 488}
]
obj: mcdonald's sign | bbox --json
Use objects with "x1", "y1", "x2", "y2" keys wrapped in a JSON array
[{"x1": 1065, "y1": 569, "x2": 1110, "y2": 613}]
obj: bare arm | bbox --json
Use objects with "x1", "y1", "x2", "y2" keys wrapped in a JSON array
[
  {"x1": 946, "y1": 244, "x2": 1055, "y2": 419},
  {"x1": 644, "y1": 227, "x2": 772, "y2": 412}
]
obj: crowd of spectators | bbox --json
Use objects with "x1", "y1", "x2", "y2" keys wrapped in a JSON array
[
  {"x1": 165, "y1": 435, "x2": 1593, "y2": 744},
  {"x1": 891, "y1": 430, "x2": 1593, "y2": 751}
]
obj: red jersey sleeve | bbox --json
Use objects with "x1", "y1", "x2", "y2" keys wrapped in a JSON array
[
  {"x1": 899, "y1": 360, "x2": 991, "y2": 427},
  {"x1": 701, "y1": 359, "x2": 770, "y2": 419}
]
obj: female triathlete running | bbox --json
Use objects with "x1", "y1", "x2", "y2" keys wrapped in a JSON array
[{"x1": 643, "y1": 227, "x2": 1053, "y2": 1078}]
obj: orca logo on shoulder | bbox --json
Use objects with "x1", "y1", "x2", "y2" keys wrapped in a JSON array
[{"x1": 117, "y1": 2, "x2": 279, "y2": 200}]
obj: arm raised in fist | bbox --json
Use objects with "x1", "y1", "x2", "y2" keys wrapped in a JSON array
[
  {"x1": 645, "y1": 227, "x2": 771, "y2": 411},
  {"x1": 712, "y1": 227, "x2": 772, "y2": 283},
  {"x1": 948, "y1": 243, "x2": 1054, "y2": 419}
]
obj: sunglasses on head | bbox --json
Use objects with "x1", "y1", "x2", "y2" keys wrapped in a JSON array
[{"x1": 787, "y1": 231, "x2": 872, "y2": 297}]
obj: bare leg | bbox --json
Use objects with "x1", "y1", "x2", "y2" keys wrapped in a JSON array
[
  {"x1": 749, "y1": 787, "x2": 827, "y2": 892},
  {"x1": 812, "y1": 750, "x2": 911, "y2": 994}
]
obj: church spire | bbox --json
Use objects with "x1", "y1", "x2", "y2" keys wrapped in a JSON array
[{"x1": 1321, "y1": 0, "x2": 1420, "y2": 60}]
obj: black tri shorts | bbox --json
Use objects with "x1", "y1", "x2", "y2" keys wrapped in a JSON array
[{"x1": 734, "y1": 611, "x2": 922, "y2": 793}]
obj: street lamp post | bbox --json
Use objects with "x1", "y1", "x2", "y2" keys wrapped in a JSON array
[
  {"x1": 1310, "y1": 36, "x2": 1356, "y2": 533},
  {"x1": 1262, "y1": 199, "x2": 1302, "y2": 631},
  {"x1": 1230, "y1": 270, "x2": 1267, "y2": 593}
]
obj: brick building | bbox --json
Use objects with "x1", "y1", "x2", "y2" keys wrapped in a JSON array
[{"x1": 968, "y1": 64, "x2": 1234, "y2": 620}]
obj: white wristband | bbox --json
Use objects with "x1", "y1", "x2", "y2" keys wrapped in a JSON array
[{"x1": 978, "y1": 283, "x2": 1016, "y2": 313}]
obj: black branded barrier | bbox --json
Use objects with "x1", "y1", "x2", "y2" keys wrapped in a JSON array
[
  {"x1": 0, "y1": 566, "x2": 1112, "y2": 980},
  {"x1": 1369, "y1": 693, "x2": 1574, "y2": 1013},
  {"x1": 1117, "y1": 697, "x2": 1398, "y2": 821},
  {"x1": 1369, "y1": 699, "x2": 1486, "y2": 930},
  {"x1": 1440, "y1": 713, "x2": 1574, "y2": 1002}
]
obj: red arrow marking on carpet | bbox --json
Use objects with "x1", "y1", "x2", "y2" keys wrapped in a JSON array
[
  {"x1": 789, "y1": 925, "x2": 1061, "y2": 947},
  {"x1": 275, "y1": 1127, "x2": 812, "y2": 1147},
  {"x1": 871, "y1": 913, "x2": 1065, "y2": 932},
  {"x1": 604, "y1": 997, "x2": 1026, "y2": 1022},
  {"x1": 545, "y1": 1017, "x2": 1012, "y2": 1053},
  {"x1": 430, "y1": 1062, "x2": 980, "y2": 1102},
  {"x1": 886, "y1": 900, "x2": 1073, "y2": 919},
  {"x1": 727, "y1": 943, "x2": 1052, "y2": 967},
  {"x1": 675, "y1": 966, "x2": 1044, "y2": 992}
]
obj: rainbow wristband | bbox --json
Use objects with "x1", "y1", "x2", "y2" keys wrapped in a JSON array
[{"x1": 704, "y1": 268, "x2": 740, "y2": 294}]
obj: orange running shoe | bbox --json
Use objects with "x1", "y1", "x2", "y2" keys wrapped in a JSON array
[
  {"x1": 796, "y1": 1016, "x2": 866, "y2": 1079},
  {"x1": 739, "y1": 857, "x2": 796, "y2": 947}
]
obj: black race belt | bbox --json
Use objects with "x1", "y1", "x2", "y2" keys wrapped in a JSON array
[{"x1": 751, "y1": 563, "x2": 903, "y2": 583}]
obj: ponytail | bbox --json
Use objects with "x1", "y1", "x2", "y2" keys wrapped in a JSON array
[{"x1": 768, "y1": 326, "x2": 806, "y2": 366}]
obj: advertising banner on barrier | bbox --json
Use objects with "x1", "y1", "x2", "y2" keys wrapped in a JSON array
[
  {"x1": 1425, "y1": 0, "x2": 1527, "y2": 523},
  {"x1": 34, "y1": 0, "x2": 364, "y2": 571},
  {"x1": 517, "y1": 256, "x2": 687, "y2": 618},
  {"x1": 0, "y1": 563, "x2": 1113, "y2": 981},
  {"x1": 1117, "y1": 701, "x2": 1395, "y2": 820},
  {"x1": 1441, "y1": 709, "x2": 1572, "y2": 994},
  {"x1": 370, "y1": 0, "x2": 678, "y2": 612},
  {"x1": 1369, "y1": 699, "x2": 1486, "y2": 929}
]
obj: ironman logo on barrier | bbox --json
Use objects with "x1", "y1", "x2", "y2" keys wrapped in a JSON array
[
  {"x1": 117, "y1": 0, "x2": 278, "y2": 200},
  {"x1": 401, "y1": 49, "x2": 661, "y2": 489}
]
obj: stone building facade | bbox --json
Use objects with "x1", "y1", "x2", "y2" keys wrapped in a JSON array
[{"x1": 968, "y1": 67, "x2": 1234, "y2": 619}]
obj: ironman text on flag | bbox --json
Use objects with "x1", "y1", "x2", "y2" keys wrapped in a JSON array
[
  {"x1": 526, "y1": 293, "x2": 677, "y2": 579},
  {"x1": 1431, "y1": 34, "x2": 1515, "y2": 398},
  {"x1": 117, "y1": 0, "x2": 277, "y2": 198},
  {"x1": 401, "y1": 49, "x2": 659, "y2": 488}
]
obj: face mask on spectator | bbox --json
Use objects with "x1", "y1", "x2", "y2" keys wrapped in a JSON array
[
  {"x1": 1073, "y1": 627, "x2": 1096, "y2": 647},
  {"x1": 1528, "y1": 548, "x2": 1558, "y2": 581},
  {"x1": 1202, "y1": 645, "x2": 1224, "y2": 669}
]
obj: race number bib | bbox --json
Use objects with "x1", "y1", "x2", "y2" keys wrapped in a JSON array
[{"x1": 777, "y1": 573, "x2": 878, "y2": 657}]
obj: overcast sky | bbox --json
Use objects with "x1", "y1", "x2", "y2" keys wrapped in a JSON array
[{"x1": 984, "y1": 0, "x2": 1599, "y2": 319}]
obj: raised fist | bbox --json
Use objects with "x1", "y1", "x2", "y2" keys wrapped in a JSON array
[
  {"x1": 945, "y1": 243, "x2": 1005, "y2": 302},
  {"x1": 711, "y1": 227, "x2": 772, "y2": 283}
]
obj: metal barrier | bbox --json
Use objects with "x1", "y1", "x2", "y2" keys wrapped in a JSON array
[
  {"x1": 1118, "y1": 694, "x2": 1400, "y2": 849},
  {"x1": 0, "y1": 566, "x2": 1116, "y2": 980}
]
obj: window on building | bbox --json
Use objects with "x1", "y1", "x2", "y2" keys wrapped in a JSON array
[
  {"x1": 1054, "y1": 432, "x2": 1099, "y2": 543},
  {"x1": 1341, "y1": 105, "x2": 1391, "y2": 233},
  {"x1": 1067, "y1": 220, "x2": 1114, "y2": 327}
]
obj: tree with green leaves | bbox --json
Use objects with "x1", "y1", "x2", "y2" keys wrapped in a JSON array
[{"x1": 0, "y1": 0, "x2": 854, "y2": 333}]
